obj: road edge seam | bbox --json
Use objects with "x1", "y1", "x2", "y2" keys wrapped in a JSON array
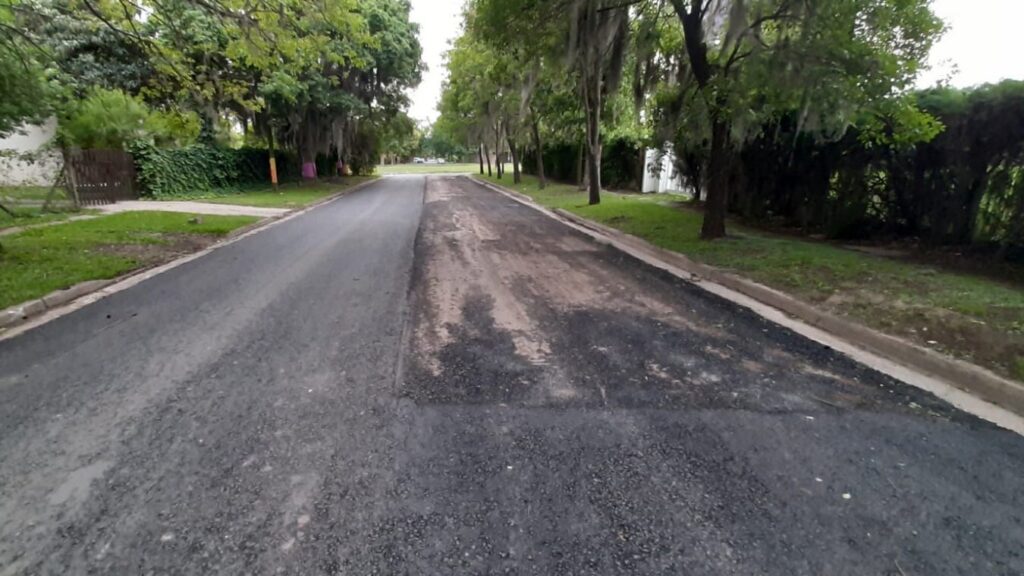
[
  {"x1": 469, "y1": 175, "x2": 1024, "y2": 431},
  {"x1": 0, "y1": 177, "x2": 382, "y2": 340}
]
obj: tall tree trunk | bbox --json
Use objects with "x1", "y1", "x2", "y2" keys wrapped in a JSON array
[
  {"x1": 637, "y1": 148, "x2": 646, "y2": 192},
  {"x1": 269, "y1": 125, "x2": 279, "y2": 189},
  {"x1": 577, "y1": 139, "x2": 586, "y2": 190},
  {"x1": 493, "y1": 121, "x2": 500, "y2": 179},
  {"x1": 508, "y1": 135, "x2": 521, "y2": 184},
  {"x1": 531, "y1": 115, "x2": 546, "y2": 189},
  {"x1": 587, "y1": 144, "x2": 601, "y2": 204},
  {"x1": 478, "y1": 143, "x2": 485, "y2": 175},
  {"x1": 580, "y1": 61, "x2": 603, "y2": 205},
  {"x1": 300, "y1": 121, "x2": 318, "y2": 182},
  {"x1": 701, "y1": 117, "x2": 730, "y2": 240},
  {"x1": 584, "y1": 85, "x2": 602, "y2": 205},
  {"x1": 499, "y1": 137, "x2": 505, "y2": 178},
  {"x1": 674, "y1": 0, "x2": 730, "y2": 239},
  {"x1": 484, "y1": 143, "x2": 493, "y2": 177}
]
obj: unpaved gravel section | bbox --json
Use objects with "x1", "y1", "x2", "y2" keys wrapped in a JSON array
[{"x1": 399, "y1": 176, "x2": 1024, "y2": 575}]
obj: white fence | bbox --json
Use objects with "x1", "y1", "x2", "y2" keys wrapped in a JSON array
[{"x1": 642, "y1": 147, "x2": 692, "y2": 196}]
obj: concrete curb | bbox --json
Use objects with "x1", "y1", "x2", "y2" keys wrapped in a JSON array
[
  {"x1": 0, "y1": 177, "x2": 381, "y2": 335},
  {"x1": 470, "y1": 176, "x2": 1024, "y2": 419},
  {"x1": 0, "y1": 279, "x2": 118, "y2": 330}
]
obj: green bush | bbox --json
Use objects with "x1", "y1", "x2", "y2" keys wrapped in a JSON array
[
  {"x1": 148, "y1": 109, "x2": 202, "y2": 148},
  {"x1": 61, "y1": 88, "x2": 150, "y2": 149},
  {"x1": 61, "y1": 88, "x2": 201, "y2": 150}
]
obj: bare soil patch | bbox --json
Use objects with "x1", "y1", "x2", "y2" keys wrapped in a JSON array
[{"x1": 92, "y1": 233, "x2": 220, "y2": 266}]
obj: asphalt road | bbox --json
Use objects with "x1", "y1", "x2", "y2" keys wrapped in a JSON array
[{"x1": 1, "y1": 175, "x2": 1022, "y2": 575}]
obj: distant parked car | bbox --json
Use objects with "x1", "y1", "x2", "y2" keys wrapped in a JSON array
[
  {"x1": 413, "y1": 157, "x2": 425, "y2": 164},
  {"x1": 437, "y1": 158, "x2": 447, "y2": 164}
]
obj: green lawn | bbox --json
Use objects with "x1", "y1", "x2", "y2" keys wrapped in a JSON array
[
  {"x1": 0, "y1": 185, "x2": 86, "y2": 230},
  {"x1": 376, "y1": 163, "x2": 479, "y2": 175},
  {"x1": 0, "y1": 185, "x2": 55, "y2": 202},
  {"x1": 0, "y1": 211, "x2": 257, "y2": 310},
  {"x1": 0, "y1": 205, "x2": 96, "y2": 231},
  {"x1": 481, "y1": 174, "x2": 1024, "y2": 381},
  {"x1": 191, "y1": 177, "x2": 377, "y2": 209}
]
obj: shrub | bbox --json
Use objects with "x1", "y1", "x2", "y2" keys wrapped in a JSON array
[
  {"x1": 60, "y1": 88, "x2": 150, "y2": 149},
  {"x1": 60, "y1": 88, "x2": 201, "y2": 150},
  {"x1": 148, "y1": 109, "x2": 202, "y2": 148}
]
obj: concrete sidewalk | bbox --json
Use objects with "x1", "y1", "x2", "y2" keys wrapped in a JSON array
[{"x1": 97, "y1": 200, "x2": 288, "y2": 218}]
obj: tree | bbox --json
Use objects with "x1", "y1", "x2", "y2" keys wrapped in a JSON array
[
  {"x1": 379, "y1": 112, "x2": 419, "y2": 163},
  {"x1": 666, "y1": 0, "x2": 943, "y2": 239},
  {"x1": 468, "y1": 0, "x2": 632, "y2": 202},
  {"x1": 256, "y1": 0, "x2": 422, "y2": 178},
  {"x1": 566, "y1": 0, "x2": 630, "y2": 203},
  {"x1": 0, "y1": 0, "x2": 51, "y2": 137},
  {"x1": 437, "y1": 30, "x2": 504, "y2": 178},
  {"x1": 12, "y1": 0, "x2": 422, "y2": 177}
]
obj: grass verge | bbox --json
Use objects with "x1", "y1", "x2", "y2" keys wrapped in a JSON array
[
  {"x1": 376, "y1": 163, "x2": 478, "y2": 175},
  {"x1": 0, "y1": 205, "x2": 94, "y2": 231},
  {"x1": 481, "y1": 173, "x2": 1024, "y2": 382},
  {"x1": 0, "y1": 211, "x2": 257, "y2": 310},
  {"x1": 189, "y1": 177, "x2": 377, "y2": 209},
  {"x1": 1, "y1": 186, "x2": 90, "y2": 231},
  {"x1": 0, "y1": 185, "x2": 53, "y2": 202}
]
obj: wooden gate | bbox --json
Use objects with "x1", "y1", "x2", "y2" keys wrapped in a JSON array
[{"x1": 65, "y1": 149, "x2": 138, "y2": 205}]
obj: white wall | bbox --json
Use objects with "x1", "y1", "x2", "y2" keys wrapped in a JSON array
[{"x1": 0, "y1": 119, "x2": 61, "y2": 186}]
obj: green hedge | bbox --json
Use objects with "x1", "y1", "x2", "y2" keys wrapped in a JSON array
[
  {"x1": 521, "y1": 137, "x2": 643, "y2": 190},
  {"x1": 130, "y1": 143, "x2": 309, "y2": 198}
]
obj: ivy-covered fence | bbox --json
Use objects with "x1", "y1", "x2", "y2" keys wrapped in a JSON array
[{"x1": 128, "y1": 143, "x2": 307, "y2": 198}]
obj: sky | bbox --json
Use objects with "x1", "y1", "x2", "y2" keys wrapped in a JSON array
[
  {"x1": 406, "y1": 0, "x2": 1024, "y2": 125},
  {"x1": 407, "y1": 0, "x2": 464, "y2": 124},
  {"x1": 917, "y1": 0, "x2": 1024, "y2": 88}
]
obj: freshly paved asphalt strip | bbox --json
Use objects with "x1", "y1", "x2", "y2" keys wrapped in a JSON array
[
  {"x1": 0, "y1": 177, "x2": 424, "y2": 574},
  {"x1": 1, "y1": 175, "x2": 1022, "y2": 574}
]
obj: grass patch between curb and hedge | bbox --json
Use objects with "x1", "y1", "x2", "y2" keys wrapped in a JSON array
[
  {"x1": 480, "y1": 173, "x2": 1024, "y2": 382},
  {"x1": 0, "y1": 211, "x2": 257, "y2": 310},
  {"x1": 189, "y1": 176, "x2": 378, "y2": 209}
]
